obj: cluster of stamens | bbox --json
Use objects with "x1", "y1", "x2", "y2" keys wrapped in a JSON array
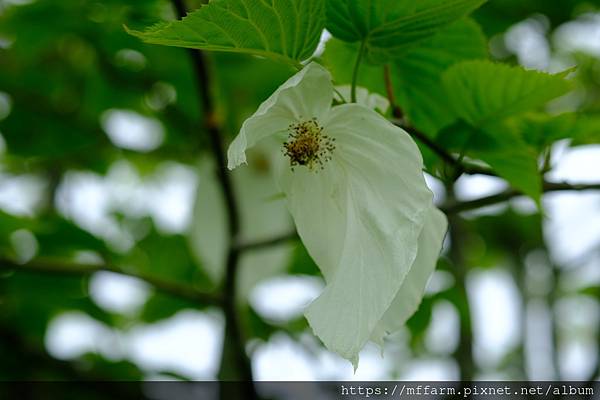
[{"x1": 283, "y1": 118, "x2": 335, "y2": 171}]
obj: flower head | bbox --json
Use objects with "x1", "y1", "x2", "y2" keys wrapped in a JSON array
[{"x1": 228, "y1": 62, "x2": 447, "y2": 367}]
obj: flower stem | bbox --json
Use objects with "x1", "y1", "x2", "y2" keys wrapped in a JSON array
[
  {"x1": 351, "y1": 40, "x2": 367, "y2": 103},
  {"x1": 384, "y1": 64, "x2": 403, "y2": 118}
]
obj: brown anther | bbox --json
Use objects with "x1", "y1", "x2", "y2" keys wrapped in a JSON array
[{"x1": 283, "y1": 118, "x2": 335, "y2": 171}]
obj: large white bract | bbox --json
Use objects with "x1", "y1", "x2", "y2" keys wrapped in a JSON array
[{"x1": 227, "y1": 62, "x2": 447, "y2": 367}]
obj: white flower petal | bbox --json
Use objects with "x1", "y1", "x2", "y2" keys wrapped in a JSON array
[
  {"x1": 227, "y1": 63, "x2": 333, "y2": 170},
  {"x1": 279, "y1": 104, "x2": 434, "y2": 365},
  {"x1": 334, "y1": 85, "x2": 390, "y2": 114},
  {"x1": 371, "y1": 207, "x2": 448, "y2": 346}
]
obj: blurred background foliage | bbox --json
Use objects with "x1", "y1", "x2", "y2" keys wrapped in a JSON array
[{"x1": 1, "y1": 0, "x2": 600, "y2": 397}]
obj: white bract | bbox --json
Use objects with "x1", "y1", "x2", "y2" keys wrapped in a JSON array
[{"x1": 227, "y1": 62, "x2": 448, "y2": 366}]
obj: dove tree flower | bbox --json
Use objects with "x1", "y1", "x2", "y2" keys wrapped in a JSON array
[{"x1": 227, "y1": 62, "x2": 447, "y2": 366}]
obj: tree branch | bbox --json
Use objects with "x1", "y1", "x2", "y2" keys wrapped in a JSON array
[
  {"x1": 0, "y1": 257, "x2": 222, "y2": 305},
  {"x1": 170, "y1": 0, "x2": 256, "y2": 394},
  {"x1": 394, "y1": 122, "x2": 496, "y2": 177},
  {"x1": 441, "y1": 181, "x2": 600, "y2": 214},
  {"x1": 382, "y1": 66, "x2": 493, "y2": 177},
  {"x1": 235, "y1": 232, "x2": 299, "y2": 252},
  {"x1": 231, "y1": 181, "x2": 600, "y2": 250}
]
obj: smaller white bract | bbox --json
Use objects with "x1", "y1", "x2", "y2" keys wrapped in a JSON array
[{"x1": 227, "y1": 62, "x2": 447, "y2": 367}]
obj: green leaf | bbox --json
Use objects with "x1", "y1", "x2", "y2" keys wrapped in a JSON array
[
  {"x1": 391, "y1": 18, "x2": 488, "y2": 135},
  {"x1": 127, "y1": 0, "x2": 325, "y2": 67},
  {"x1": 324, "y1": 19, "x2": 488, "y2": 135},
  {"x1": 570, "y1": 114, "x2": 600, "y2": 146},
  {"x1": 518, "y1": 113, "x2": 577, "y2": 150},
  {"x1": 326, "y1": 0, "x2": 486, "y2": 62},
  {"x1": 443, "y1": 60, "x2": 573, "y2": 127}
]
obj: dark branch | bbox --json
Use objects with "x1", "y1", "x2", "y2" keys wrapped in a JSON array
[
  {"x1": 394, "y1": 122, "x2": 496, "y2": 177},
  {"x1": 441, "y1": 181, "x2": 600, "y2": 214},
  {"x1": 0, "y1": 257, "x2": 222, "y2": 305},
  {"x1": 170, "y1": 0, "x2": 255, "y2": 393}
]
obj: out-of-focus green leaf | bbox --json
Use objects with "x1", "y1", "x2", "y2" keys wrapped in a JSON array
[
  {"x1": 466, "y1": 209, "x2": 544, "y2": 257},
  {"x1": 287, "y1": 243, "x2": 320, "y2": 276},
  {"x1": 140, "y1": 293, "x2": 199, "y2": 323},
  {"x1": 571, "y1": 114, "x2": 600, "y2": 145},
  {"x1": 518, "y1": 113, "x2": 577, "y2": 150},
  {"x1": 117, "y1": 231, "x2": 211, "y2": 289},
  {"x1": 35, "y1": 215, "x2": 108, "y2": 257},
  {"x1": 128, "y1": 0, "x2": 325, "y2": 67},
  {"x1": 0, "y1": 273, "x2": 110, "y2": 338},
  {"x1": 326, "y1": 0, "x2": 486, "y2": 62},
  {"x1": 473, "y1": 0, "x2": 600, "y2": 37}
]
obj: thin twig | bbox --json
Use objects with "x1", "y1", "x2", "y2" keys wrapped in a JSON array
[
  {"x1": 236, "y1": 232, "x2": 299, "y2": 252},
  {"x1": 391, "y1": 122, "x2": 496, "y2": 178},
  {"x1": 0, "y1": 257, "x2": 222, "y2": 305},
  {"x1": 381, "y1": 67, "x2": 494, "y2": 178},
  {"x1": 441, "y1": 181, "x2": 600, "y2": 214},
  {"x1": 383, "y1": 64, "x2": 403, "y2": 119}
]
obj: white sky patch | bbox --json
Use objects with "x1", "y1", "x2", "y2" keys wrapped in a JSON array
[
  {"x1": 544, "y1": 145, "x2": 600, "y2": 265},
  {"x1": 145, "y1": 162, "x2": 198, "y2": 233},
  {"x1": 46, "y1": 310, "x2": 224, "y2": 379},
  {"x1": 525, "y1": 299, "x2": 556, "y2": 380},
  {"x1": 45, "y1": 312, "x2": 123, "y2": 361},
  {"x1": 56, "y1": 169, "x2": 135, "y2": 252},
  {"x1": 89, "y1": 271, "x2": 152, "y2": 315},
  {"x1": 559, "y1": 340, "x2": 598, "y2": 380},
  {"x1": 0, "y1": 173, "x2": 46, "y2": 217},
  {"x1": 548, "y1": 144, "x2": 600, "y2": 184},
  {"x1": 252, "y1": 333, "x2": 393, "y2": 380},
  {"x1": 425, "y1": 270, "x2": 455, "y2": 296},
  {"x1": 455, "y1": 174, "x2": 509, "y2": 201},
  {"x1": 424, "y1": 173, "x2": 446, "y2": 206},
  {"x1": 0, "y1": 133, "x2": 6, "y2": 154},
  {"x1": 56, "y1": 160, "x2": 197, "y2": 249},
  {"x1": 504, "y1": 15, "x2": 551, "y2": 71},
  {"x1": 468, "y1": 268, "x2": 521, "y2": 369},
  {"x1": 554, "y1": 13, "x2": 600, "y2": 57},
  {"x1": 249, "y1": 275, "x2": 323, "y2": 323},
  {"x1": 401, "y1": 358, "x2": 459, "y2": 380},
  {"x1": 426, "y1": 301, "x2": 460, "y2": 355},
  {"x1": 126, "y1": 310, "x2": 224, "y2": 379},
  {"x1": 556, "y1": 296, "x2": 599, "y2": 380},
  {"x1": 101, "y1": 109, "x2": 164, "y2": 152},
  {"x1": 9, "y1": 229, "x2": 38, "y2": 263},
  {"x1": 0, "y1": 91, "x2": 11, "y2": 120},
  {"x1": 454, "y1": 174, "x2": 509, "y2": 217},
  {"x1": 114, "y1": 49, "x2": 147, "y2": 72}
]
